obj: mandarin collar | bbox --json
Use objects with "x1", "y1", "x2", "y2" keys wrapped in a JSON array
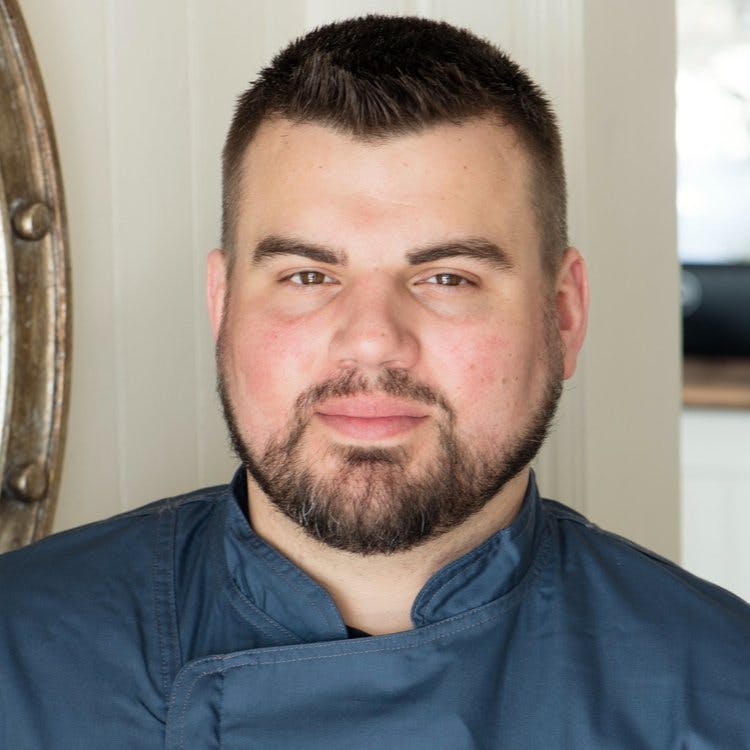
[{"x1": 222, "y1": 468, "x2": 543, "y2": 640}]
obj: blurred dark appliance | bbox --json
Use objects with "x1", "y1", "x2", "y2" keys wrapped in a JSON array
[{"x1": 681, "y1": 263, "x2": 750, "y2": 357}]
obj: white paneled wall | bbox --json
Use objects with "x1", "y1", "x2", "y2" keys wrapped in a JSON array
[
  {"x1": 682, "y1": 409, "x2": 750, "y2": 602},
  {"x1": 20, "y1": 1, "x2": 681, "y2": 562},
  {"x1": 21, "y1": 0, "x2": 240, "y2": 529},
  {"x1": 579, "y1": 2, "x2": 681, "y2": 558}
]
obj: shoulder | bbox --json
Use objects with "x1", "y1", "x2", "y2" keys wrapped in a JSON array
[
  {"x1": 0, "y1": 483, "x2": 229, "y2": 743},
  {"x1": 0, "y1": 482, "x2": 230, "y2": 686},
  {"x1": 0, "y1": 482, "x2": 229, "y2": 614},
  {"x1": 540, "y1": 496, "x2": 750, "y2": 645},
  {"x1": 535, "y1": 498, "x2": 750, "y2": 743}
]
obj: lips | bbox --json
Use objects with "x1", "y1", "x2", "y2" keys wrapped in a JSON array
[{"x1": 315, "y1": 397, "x2": 429, "y2": 439}]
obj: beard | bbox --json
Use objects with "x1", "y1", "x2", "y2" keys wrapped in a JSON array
[{"x1": 217, "y1": 316, "x2": 563, "y2": 556}]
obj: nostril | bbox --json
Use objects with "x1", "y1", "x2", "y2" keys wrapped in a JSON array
[{"x1": 329, "y1": 314, "x2": 420, "y2": 371}]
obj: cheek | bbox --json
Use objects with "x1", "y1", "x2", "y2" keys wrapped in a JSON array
[
  {"x1": 429, "y1": 327, "x2": 541, "y2": 424},
  {"x1": 224, "y1": 311, "x2": 325, "y2": 427},
  {"x1": 424, "y1": 333, "x2": 490, "y2": 415},
  {"x1": 234, "y1": 308, "x2": 320, "y2": 363},
  {"x1": 433, "y1": 328, "x2": 520, "y2": 391}
]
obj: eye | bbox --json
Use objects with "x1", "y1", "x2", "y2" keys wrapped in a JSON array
[
  {"x1": 284, "y1": 270, "x2": 336, "y2": 286},
  {"x1": 422, "y1": 272, "x2": 472, "y2": 287}
]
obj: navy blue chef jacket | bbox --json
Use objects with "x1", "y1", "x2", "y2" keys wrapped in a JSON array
[{"x1": 1, "y1": 470, "x2": 749, "y2": 748}]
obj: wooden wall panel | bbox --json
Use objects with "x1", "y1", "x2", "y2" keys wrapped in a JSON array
[
  {"x1": 582, "y1": 1, "x2": 680, "y2": 560},
  {"x1": 107, "y1": 2, "x2": 199, "y2": 506},
  {"x1": 21, "y1": 0, "x2": 121, "y2": 529}
]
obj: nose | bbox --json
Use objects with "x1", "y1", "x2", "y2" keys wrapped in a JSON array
[{"x1": 328, "y1": 276, "x2": 419, "y2": 373}]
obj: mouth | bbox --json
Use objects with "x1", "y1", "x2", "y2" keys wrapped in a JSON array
[{"x1": 314, "y1": 397, "x2": 430, "y2": 440}]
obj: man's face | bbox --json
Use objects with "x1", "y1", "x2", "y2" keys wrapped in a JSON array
[{"x1": 209, "y1": 118, "x2": 582, "y2": 554}]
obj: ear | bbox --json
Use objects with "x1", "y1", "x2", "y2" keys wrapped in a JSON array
[
  {"x1": 206, "y1": 249, "x2": 228, "y2": 341},
  {"x1": 555, "y1": 247, "x2": 589, "y2": 379}
]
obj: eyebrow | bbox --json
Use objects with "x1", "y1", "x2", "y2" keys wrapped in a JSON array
[
  {"x1": 252, "y1": 236, "x2": 346, "y2": 266},
  {"x1": 406, "y1": 239, "x2": 513, "y2": 271},
  {"x1": 251, "y1": 234, "x2": 513, "y2": 271}
]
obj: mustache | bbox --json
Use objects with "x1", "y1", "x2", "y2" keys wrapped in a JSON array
[{"x1": 294, "y1": 368, "x2": 454, "y2": 422}]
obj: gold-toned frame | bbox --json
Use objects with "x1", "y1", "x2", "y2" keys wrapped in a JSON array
[{"x1": 0, "y1": 0, "x2": 71, "y2": 552}]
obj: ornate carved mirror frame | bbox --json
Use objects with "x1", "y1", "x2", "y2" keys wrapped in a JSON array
[{"x1": 0, "y1": 0, "x2": 71, "y2": 552}]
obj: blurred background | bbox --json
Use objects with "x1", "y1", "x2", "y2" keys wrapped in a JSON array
[
  {"x1": 14, "y1": 1, "x2": 748, "y2": 600},
  {"x1": 677, "y1": 0, "x2": 750, "y2": 603}
]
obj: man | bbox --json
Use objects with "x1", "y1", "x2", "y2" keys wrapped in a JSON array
[{"x1": 1, "y1": 15, "x2": 748, "y2": 749}]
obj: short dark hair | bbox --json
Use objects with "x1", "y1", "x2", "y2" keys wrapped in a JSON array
[{"x1": 222, "y1": 15, "x2": 566, "y2": 277}]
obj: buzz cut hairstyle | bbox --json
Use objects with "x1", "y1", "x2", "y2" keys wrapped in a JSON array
[{"x1": 222, "y1": 15, "x2": 567, "y2": 278}]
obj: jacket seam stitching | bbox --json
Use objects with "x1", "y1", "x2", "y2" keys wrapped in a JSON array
[
  {"x1": 234, "y1": 533, "x2": 341, "y2": 633},
  {"x1": 213, "y1": 508, "x2": 297, "y2": 643},
  {"x1": 153, "y1": 511, "x2": 169, "y2": 699}
]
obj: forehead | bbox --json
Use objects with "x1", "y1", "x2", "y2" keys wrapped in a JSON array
[{"x1": 234, "y1": 117, "x2": 538, "y2": 263}]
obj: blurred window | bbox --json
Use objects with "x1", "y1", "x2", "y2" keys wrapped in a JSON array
[{"x1": 677, "y1": 0, "x2": 750, "y2": 264}]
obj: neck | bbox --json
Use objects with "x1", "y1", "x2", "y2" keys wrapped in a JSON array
[{"x1": 245, "y1": 469, "x2": 530, "y2": 636}]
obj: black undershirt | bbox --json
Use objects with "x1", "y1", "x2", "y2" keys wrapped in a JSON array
[{"x1": 345, "y1": 625, "x2": 372, "y2": 638}]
